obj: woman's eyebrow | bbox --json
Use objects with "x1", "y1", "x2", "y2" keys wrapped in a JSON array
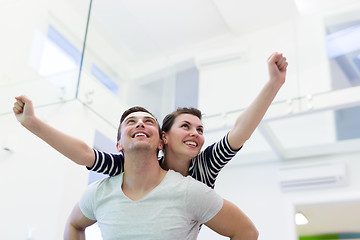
[{"x1": 181, "y1": 120, "x2": 203, "y2": 128}]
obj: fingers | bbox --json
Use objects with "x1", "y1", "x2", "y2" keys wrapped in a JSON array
[
  {"x1": 268, "y1": 52, "x2": 281, "y2": 62},
  {"x1": 267, "y1": 52, "x2": 277, "y2": 62},
  {"x1": 15, "y1": 95, "x2": 30, "y2": 104},
  {"x1": 13, "y1": 106, "x2": 22, "y2": 114},
  {"x1": 13, "y1": 100, "x2": 24, "y2": 114},
  {"x1": 15, "y1": 99, "x2": 24, "y2": 107},
  {"x1": 13, "y1": 95, "x2": 30, "y2": 114},
  {"x1": 269, "y1": 52, "x2": 288, "y2": 71},
  {"x1": 277, "y1": 59, "x2": 288, "y2": 71}
]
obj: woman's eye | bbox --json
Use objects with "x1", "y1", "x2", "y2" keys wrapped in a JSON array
[
  {"x1": 181, "y1": 124, "x2": 189, "y2": 129},
  {"x1": 197, "y1": 128, "x2": 203, "y2": 134}
]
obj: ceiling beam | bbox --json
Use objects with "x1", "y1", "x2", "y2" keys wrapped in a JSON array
[
  {"x1": 203, "y1": 85, "x2": 360, "y2": 130},
  {"x1": 203, "y1": 86, "x2": 360, "y2": 160}
]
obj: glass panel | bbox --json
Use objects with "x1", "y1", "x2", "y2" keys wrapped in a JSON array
[
  {"x1": 202, "y1": 86, "x2": 360, "y2": 164},
  {"x1": 0, "y1": 0, "x2": 90, "y2": 115},
  {"x1": 296, "y1": 2, "x2": 360, "y2": 97},
  {"x1": 324, "y1": 5, "x2": 360, "y2": 90},
  {"x1": 267, "y1": 105, "x2": 360, "y2": 150},
  {"x1": 267, "y1": 110, "x2": 336, "y2": 149},
  {"x1": 77, "y1": 0, "x2": 176, "y2": 127}
]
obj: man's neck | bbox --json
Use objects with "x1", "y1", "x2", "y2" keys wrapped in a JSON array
[{"x1": 122, "y1": 150, "x2": 167, "y2": 201}]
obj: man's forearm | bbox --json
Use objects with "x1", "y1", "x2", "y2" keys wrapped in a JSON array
[
  {"x1": 230, "y1": 227, "x2": 259, "y2": 240},
  {"x1": 63, "y1": 225, "x2": 86, "y2": 240},
  {"x1": 205, "y1": 200, "x2": 259, "y2": 240}
]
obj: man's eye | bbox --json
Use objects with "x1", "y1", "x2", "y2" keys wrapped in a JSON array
[{"x1": 146, "y1": 119, "x2": 154, "y2": 124}]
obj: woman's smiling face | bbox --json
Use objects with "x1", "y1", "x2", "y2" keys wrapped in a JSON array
[{"x1": 162, "y1": 113, "x2": 205, "y2": 160}]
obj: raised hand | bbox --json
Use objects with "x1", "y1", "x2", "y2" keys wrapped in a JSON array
[
  {"x1": 267, "y1": 52, "x2": 288, "y2": 86},
  {"x1": 13, "y1": 95, "x2": 35, "y2": 126}
]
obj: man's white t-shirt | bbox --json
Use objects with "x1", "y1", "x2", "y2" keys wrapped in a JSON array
[{"x1": 80, "y1": 170, "x2": 223, "y2": 240}]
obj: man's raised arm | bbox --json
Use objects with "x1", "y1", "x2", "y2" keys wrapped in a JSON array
[{"x1": 13, "y1": 95, "x2": 95, "y2": 168}]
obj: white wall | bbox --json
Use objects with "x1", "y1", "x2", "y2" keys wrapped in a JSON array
[{"x1": 0, "y1": 100, "x2": 115, "y2": 240}]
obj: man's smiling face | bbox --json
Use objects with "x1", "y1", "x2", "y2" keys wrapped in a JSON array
[{"x1": 117, "y1": 111, "x2": 163, "y2": 153}]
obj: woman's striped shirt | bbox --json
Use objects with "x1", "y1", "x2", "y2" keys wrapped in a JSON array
[{"x1": 88, "y1": 133, "x2": 240, "y2": 189}]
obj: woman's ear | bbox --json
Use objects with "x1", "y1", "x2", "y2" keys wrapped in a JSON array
[
  {"x1": 116, "y1": 142, "x2": 123, "y2": 152},
  {"x1": 161, "y1": 131, "x2": 167, "y2": 144}
]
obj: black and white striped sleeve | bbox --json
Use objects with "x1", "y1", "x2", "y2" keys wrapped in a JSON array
[
  {"x1": 188, "y1": 133, "x2": 241, "y2": 188},
  {"x1": 86, "y1": 149, "x2": 124, "y2": 177}
]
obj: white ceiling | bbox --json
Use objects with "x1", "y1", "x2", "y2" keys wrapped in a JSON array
[
  {"x1": 87, "y1": 0, "x2": 360, "y2": 68},
  {"x1": 89, "y1": 0, "x2": 300, "y2": 66}
]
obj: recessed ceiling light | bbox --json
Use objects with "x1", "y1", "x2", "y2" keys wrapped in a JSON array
[{"x1": 295, "y1": 212, "x2": 309, "y2": 225}]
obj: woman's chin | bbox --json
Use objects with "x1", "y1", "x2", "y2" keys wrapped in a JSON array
[{"x1": 185, "y1": 150, "x2": 200, "y2": 159}]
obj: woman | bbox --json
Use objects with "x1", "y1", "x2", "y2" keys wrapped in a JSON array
[{"x1": 13, "y1": 52, "x2": 287, "y2": 189}]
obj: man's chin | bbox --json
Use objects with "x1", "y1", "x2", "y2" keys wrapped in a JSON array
[{"x1": 129, "y1": 142, "x2": 155, "y2": 151}]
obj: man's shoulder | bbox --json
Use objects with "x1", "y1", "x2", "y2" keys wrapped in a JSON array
[
  {"x1": 166, "y1": 170, "x2": 208, "y2": 188},
  {"x1": 88, "y1": 172, "x2": 124, "y2": 191},
  {"x1": 167, "y1": 169, "x2": 190, "y2": 180}
]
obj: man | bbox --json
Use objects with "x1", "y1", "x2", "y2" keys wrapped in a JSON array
[{"x1": 64, "y1": 106, "x2": 258, "y2": 239}]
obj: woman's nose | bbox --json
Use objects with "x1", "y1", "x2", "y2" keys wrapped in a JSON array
[{"x1": 189, "y1": 128, "x2": 198, "y2": 137}]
